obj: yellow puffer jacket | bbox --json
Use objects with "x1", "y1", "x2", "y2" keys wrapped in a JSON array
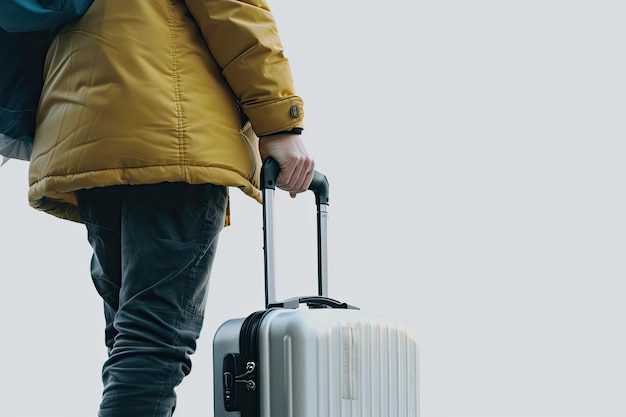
[{"x1": 28, "y1": 0, "x2": 304, "y2": 223}]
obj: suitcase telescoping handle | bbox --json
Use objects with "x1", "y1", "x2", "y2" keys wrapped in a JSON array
[{"x1": 261, "y1": 158, "x2": 357, "y2": 310}]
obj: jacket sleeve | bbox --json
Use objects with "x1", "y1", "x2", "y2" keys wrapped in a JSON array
[{"x1": 184, "y1": 0, "x2": 304, "y2": 136}]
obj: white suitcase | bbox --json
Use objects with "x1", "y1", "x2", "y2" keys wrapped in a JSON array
[{"x1": 213, "y1": 160, "x2": 420, "y2": 417}]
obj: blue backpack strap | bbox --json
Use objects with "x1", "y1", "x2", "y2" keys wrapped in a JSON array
[
  {"x1": 0, "y1": 28, "x2": 51, "y2": 161},
  {"x1": 0, "y1": 0, "x2": 94, "y2": 32}
]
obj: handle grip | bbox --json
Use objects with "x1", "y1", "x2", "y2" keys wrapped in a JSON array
[{"x1": 260, "y1": 158, "x2": 329, "y2": 206}]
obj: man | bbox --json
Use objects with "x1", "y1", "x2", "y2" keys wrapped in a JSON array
[{"x1": 27, "y1": 1, "x2": 315, "y2": 415}]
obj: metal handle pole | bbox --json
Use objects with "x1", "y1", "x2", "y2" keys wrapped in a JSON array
[{"x1": 261, "y1": 158, "x2": 330, "y2": 308}]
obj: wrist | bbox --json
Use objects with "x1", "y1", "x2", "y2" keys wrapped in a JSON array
[{"x1": 259, "y1": 127, "x2": 303, "y2": 138}]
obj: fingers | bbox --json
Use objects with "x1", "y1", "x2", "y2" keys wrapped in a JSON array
[{"x1": 276, "y1": 155, "x2": 315, "y2": 195}]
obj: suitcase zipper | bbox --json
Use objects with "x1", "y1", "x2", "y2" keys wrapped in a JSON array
[{"x1": 223, "y1": 309, "x2": 274, "y2": 416}]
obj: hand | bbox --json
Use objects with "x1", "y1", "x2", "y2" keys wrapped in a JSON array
[{"x1": 259, "y1": 133, "x2": 315, "y2": 197}]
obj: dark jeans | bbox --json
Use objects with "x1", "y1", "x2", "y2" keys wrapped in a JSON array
[{"x1": 77, "y1": 182, "x2": 228, "y2": 417}]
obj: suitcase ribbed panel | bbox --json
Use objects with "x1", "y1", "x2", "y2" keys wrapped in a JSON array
[{"x1": 259, "y1": 310, "x2": 419, "y2": 417}]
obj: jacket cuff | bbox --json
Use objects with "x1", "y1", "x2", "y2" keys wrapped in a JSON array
[{"x1": 244, "y1": 97, "x2": 304, "y2": 137}]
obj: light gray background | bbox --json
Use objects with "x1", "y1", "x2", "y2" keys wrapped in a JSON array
[{"x1": 1, "y1": 1, "x2": 625, "y2": 416}]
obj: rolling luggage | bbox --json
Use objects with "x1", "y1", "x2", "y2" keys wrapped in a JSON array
[{"x1": 213, "y1": 159, "x2": 420, "y2": 417}]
